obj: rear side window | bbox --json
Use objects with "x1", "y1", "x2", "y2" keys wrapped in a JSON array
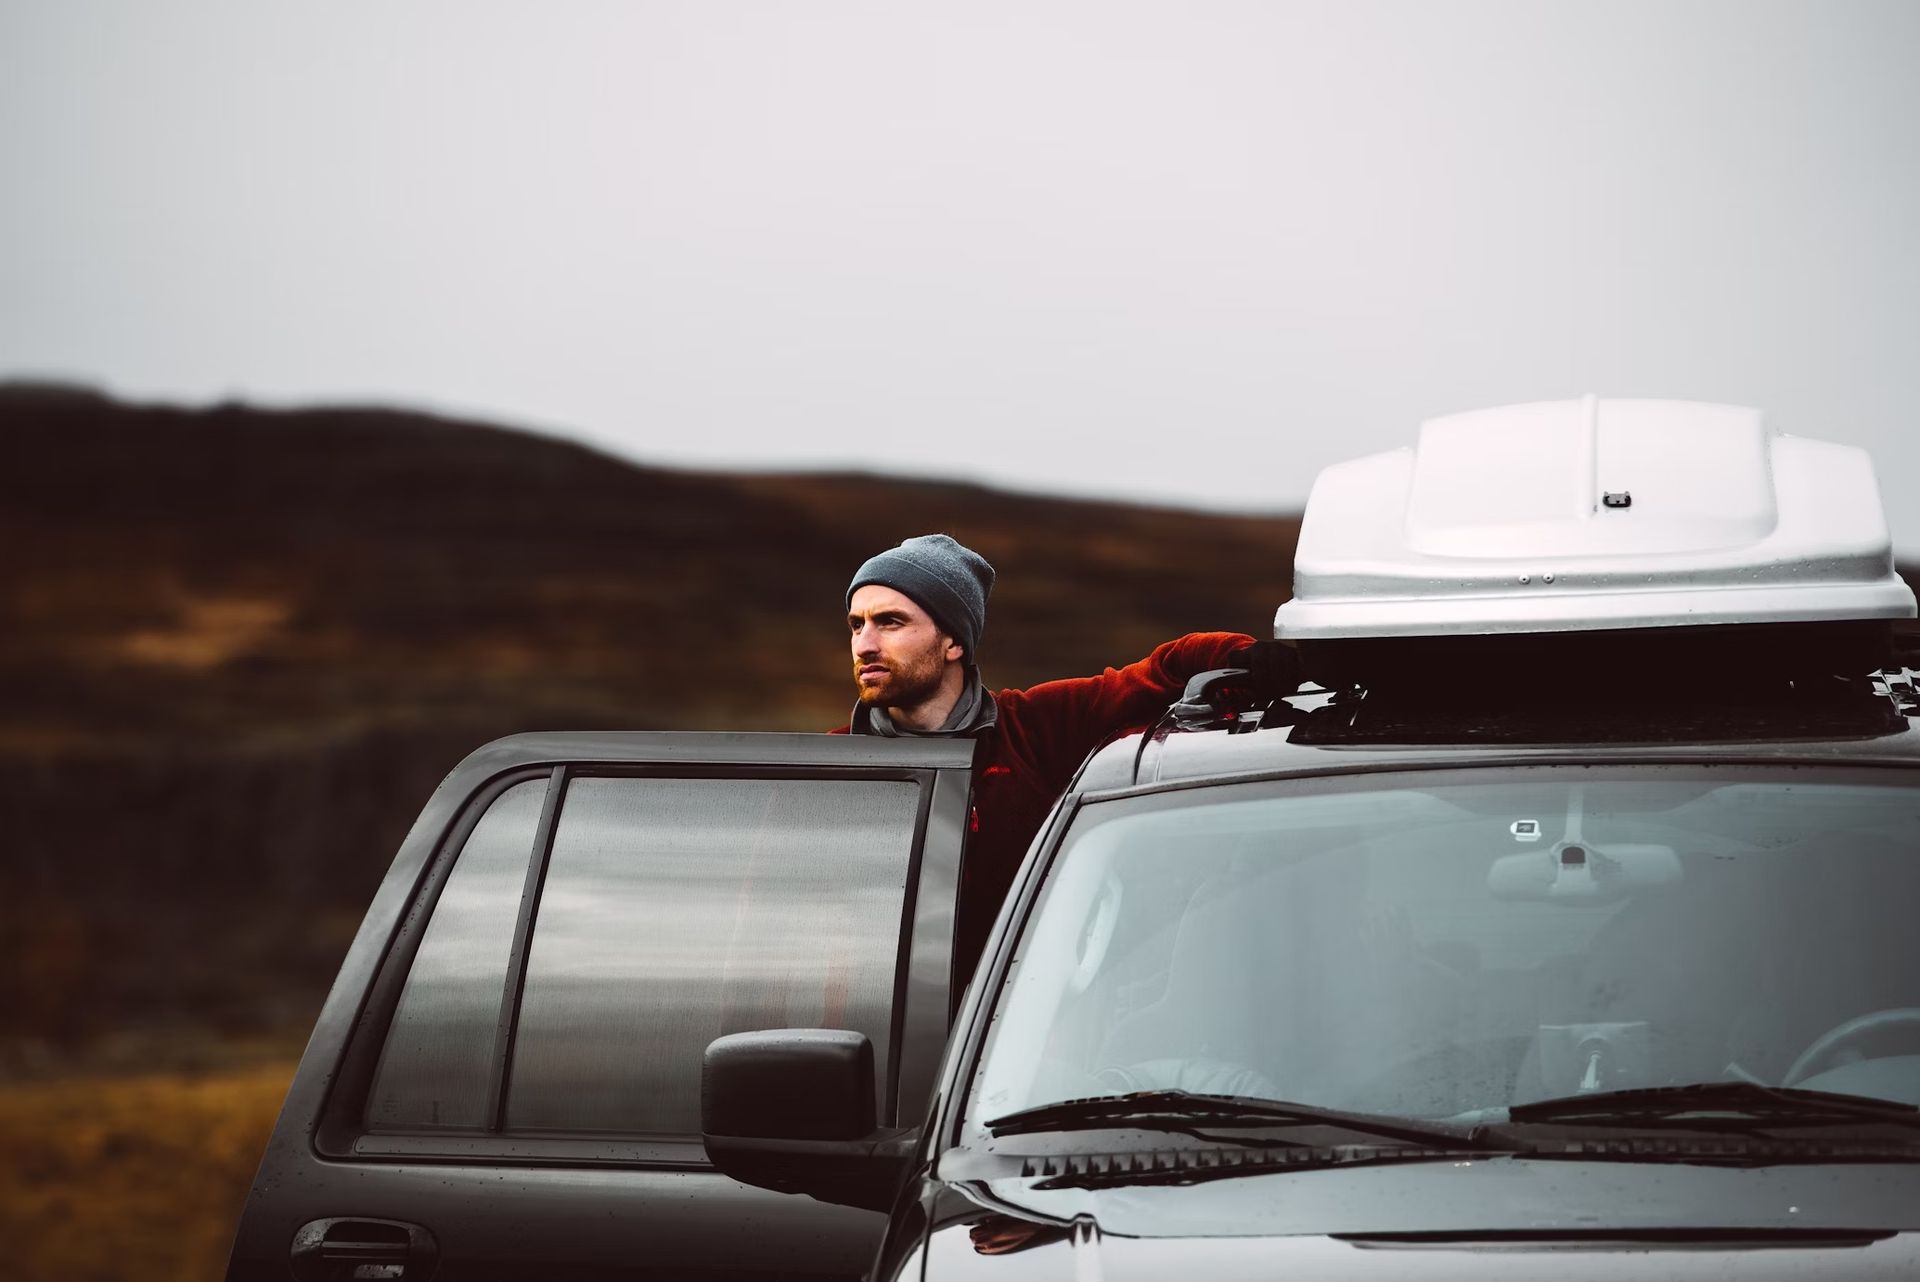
[
  {"x1": 506, "y1": 776, "x2": 918, "y2": 1134},
  {"x1": 364, "y1": 772, "x2": 922, "y2": 1141},
  {"x1": 367, "y1": 777, "x2": 547, "y2": 1130}
]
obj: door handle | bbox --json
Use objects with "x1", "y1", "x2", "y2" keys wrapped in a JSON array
[{"x1": 291, "y1": 1217, "x2": 438, "y2": 1281}]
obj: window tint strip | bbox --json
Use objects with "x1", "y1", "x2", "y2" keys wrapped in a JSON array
[
  {"x1": 894, "y1": 766, "x2": 972, "y2": 1125},
  {"x1": 487, "y1": 764, "x2": 568, "y2": 1132},
  {"x1": 878, "y1": 773, "x2": 937, "y2": 1125}
]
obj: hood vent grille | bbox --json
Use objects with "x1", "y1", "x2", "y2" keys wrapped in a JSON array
[{"x1": 1019, "y1": 1143, "x2": 1430, "y2": 1181}]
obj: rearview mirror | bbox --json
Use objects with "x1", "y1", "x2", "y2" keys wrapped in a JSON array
[{"x1": 1487, "y1": 842, "x2": 1682, "y2": 904}]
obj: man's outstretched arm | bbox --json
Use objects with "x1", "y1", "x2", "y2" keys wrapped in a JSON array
[{"x1": 1006, "y1": 631, "x2": 1297, "y2": 778}]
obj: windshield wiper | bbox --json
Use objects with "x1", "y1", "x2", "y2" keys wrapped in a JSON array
[
  {"x1": 985, "y1": 1089, "x2": 1491, "y2": 1150},
  {"x1": 1507, "y1": 1082, "x2": 1920, "y2": 1133}
]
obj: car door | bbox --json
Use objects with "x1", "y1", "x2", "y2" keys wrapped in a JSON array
[{"x1": 227, "y1": 730, "x2": 974, "y2": 1282}]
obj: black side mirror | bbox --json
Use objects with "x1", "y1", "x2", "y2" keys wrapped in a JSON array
[{"x1": 702, "y1": 1029, "x2": 917, "y2": 1213}]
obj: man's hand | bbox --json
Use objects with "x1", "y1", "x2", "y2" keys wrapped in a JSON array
[{"x1": 1227, "y1": 640, "x2": 1303, "y2": 695}]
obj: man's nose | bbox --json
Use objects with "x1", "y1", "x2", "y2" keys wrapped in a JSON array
[{"x1": 852, "y1": 621, "x2": 880, "y2": 656}]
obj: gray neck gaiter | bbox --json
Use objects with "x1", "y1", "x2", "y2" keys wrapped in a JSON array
[{"x1": 852, "y1": 665, "x2": 999, "y2": 737}]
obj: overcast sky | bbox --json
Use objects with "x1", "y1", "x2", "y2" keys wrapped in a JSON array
[{"x1": 5, "y1": 2, "x2": 1918, "y2": 548}]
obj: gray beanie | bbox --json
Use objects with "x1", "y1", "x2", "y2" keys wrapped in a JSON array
[{"x1": 847, "y1": 534, "x2": 996, "y2": 658}]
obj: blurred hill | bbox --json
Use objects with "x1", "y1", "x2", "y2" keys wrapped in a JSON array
[{"x1": 0, "y1": 382, "x2": 1300, "y2": 1063}]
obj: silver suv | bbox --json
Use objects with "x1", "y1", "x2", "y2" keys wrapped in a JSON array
[{"x1": 229, "y1": 399, "x2": 1920, "y2": 1280}]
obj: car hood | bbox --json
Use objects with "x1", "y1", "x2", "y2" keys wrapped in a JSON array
[{"x1": 916, "y1": 1160, "x2": 1920, "y2": 1280}]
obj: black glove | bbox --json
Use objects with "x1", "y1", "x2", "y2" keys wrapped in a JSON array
[{"x1": 1227, "y1": 640, "x2": 1303, "y2": 695}]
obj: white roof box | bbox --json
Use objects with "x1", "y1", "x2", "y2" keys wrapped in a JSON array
[{"x1": 1274, "y1": 396, "x2": 1915, "y2": 640}]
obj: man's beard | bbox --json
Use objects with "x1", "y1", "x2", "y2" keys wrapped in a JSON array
[{"x1": 854, "y1": 640, "x2": 947, "y2": 708}]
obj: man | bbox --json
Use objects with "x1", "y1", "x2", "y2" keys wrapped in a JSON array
[{"x1": 835, "y1": 533, "x2": 1298, "y2": 980}]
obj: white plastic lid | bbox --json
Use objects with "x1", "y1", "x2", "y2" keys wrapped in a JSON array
[{"x1": 1274, "y1": 396, "x2": 1916, "y2": 639}]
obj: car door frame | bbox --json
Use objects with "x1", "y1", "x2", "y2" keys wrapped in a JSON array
[{"x1": 227, "y1": 730, "x2": 975, "y2": 1282}]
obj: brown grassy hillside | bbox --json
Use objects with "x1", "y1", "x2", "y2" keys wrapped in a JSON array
[
  {"x1": 1, "y1": 383, "x2": 1301, "y2": 1061},
  {"x1": 0, "y1": 1060, "x2": 292, "y2": 1282}
]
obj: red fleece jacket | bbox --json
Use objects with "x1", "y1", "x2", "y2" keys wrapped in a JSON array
[{"x1": 835, "y1": 631, "x2": 1253, "y2": 982}]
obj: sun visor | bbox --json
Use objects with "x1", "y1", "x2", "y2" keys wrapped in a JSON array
[{"x1": 1275, "y1": 396, "x2": 1915, "y2": 640}]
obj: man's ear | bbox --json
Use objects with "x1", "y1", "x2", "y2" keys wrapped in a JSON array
[{"x1": 944, "y1": 637, "x2": 966, "y2": 664}]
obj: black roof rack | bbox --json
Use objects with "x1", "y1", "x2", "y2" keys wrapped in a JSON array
[
  {"x1": 1288, "y1": 676, "x2": 1906, "y2": 746},
  {"x1": 1149, "y1": 651, "x2": 1915, "y2": 752}
]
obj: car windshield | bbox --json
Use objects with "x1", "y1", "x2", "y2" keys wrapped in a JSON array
[{"x1": 969, "y1": 766, "x2": 1920, "y2": 1137}]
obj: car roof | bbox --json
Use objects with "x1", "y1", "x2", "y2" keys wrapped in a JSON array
[{"x1": 1077, "y1": 686, "x2": 1920, "y2": 796}]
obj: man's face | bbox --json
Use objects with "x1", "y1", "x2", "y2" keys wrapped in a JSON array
[{"x1": 848, "y1": 584, "x2": 963, "y2": 707}]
